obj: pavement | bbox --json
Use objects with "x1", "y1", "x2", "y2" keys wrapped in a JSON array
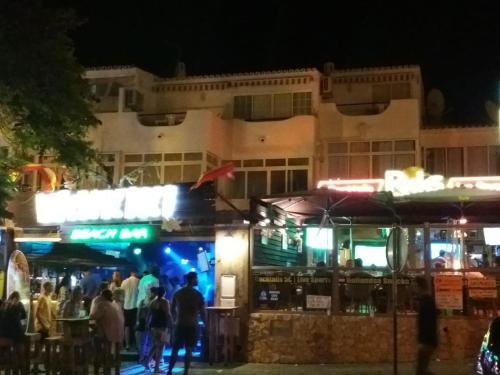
[{"x1": 120, "y1": 360, "x2": 476, "y2": 374}]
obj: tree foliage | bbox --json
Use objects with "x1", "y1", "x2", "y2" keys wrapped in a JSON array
[{"x1": 0, "y1": 1, "x2": 99, "y2": 219}]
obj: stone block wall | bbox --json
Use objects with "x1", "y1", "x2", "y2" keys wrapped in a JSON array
[{"x1": 248, "y1": 312, "x2": 490, "y2": 363}]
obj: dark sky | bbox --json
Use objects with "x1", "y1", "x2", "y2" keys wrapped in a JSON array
[{"x1": 58, "y1": 0, "x2": 499, "y2": 123}]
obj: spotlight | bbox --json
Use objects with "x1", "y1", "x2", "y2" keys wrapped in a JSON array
[
  {"x1": 133, "y1": 247, "x2": 142, "y2": 255},
  {"x1": 459, "y1": 217, "x2": 467, "y2": 225},
  {"x1": 164, "y1": 246, "x2": 172, "y2": 254},
  {"x1": 198, "y1": 247, "x2": 203, "y2": 251},
  {"x1": 190, "y1": 268, "x2": 196, "y2": 272},
  {"x1": 181, "y1": 259, "x2": 189, "y2": 265}
]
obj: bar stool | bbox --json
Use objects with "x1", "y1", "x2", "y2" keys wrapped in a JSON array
[
  {"x1": 44, "y1": 336, "x2": 63, "y2": 374},
  {"x1": 0, "y1": 337, "x2": 17, "y2": 374},
  {"x1": 93, "y1": 338, "x2": 121, "y2": 375},
  {"x1": 23, "y1": 333, "x2": 42, "y2": 375}
]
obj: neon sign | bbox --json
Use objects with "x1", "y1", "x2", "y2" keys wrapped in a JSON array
[
  {"x1": 318, "y1": 170, "x2": 500, "y2": 197},
  {"x1": 36, "y1": 185, "x2": 178, "y2": 224},
  {"x1": 68, "y1": 225, "x2": 155, "y2": 243}
]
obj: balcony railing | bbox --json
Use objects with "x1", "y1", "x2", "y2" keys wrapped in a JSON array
[{"x1": 137, "y1": 112, "x2": 187, "y2": 127}]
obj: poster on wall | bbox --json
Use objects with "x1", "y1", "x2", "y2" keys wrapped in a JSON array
[
  {"x1": 6, "y1": 250, "x2": 30, "y2": 330},
  {"x1": 434, "y1": 274, "x2": 463, "y2": 310},
  {"x1": 468, "y1": 278, "x2": 498, "y2": 299}
]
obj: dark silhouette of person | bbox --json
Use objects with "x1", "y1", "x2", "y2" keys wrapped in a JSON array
[{"x1": 415, "y1": 276, "x2": 437, "y2": 375}]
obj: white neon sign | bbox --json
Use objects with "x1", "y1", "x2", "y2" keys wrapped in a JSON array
[
  {"x1": 317, "y1": 171, "x2": 500, "y2": 197},
  {"x1": 36, "y1": 185, "x2": 178, "y2": 224}
]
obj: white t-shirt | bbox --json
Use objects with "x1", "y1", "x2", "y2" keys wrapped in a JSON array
[
  {"x1": 121, "y1": 275, "x2": 139, "y2": 310},
  {"x1": 136, "y1": 274, "x2": 159, "y2": 308}
]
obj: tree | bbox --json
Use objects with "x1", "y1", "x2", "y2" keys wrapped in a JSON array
[{"x1": 0, "y1": 1, "x2": 99, "y2": 219}]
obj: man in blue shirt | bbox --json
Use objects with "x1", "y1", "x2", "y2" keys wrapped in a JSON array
[{"x1": 80, "y1": 268, "x2": 101, "y2": 313}]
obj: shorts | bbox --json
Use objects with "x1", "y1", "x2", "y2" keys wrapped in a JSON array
[
  {"x1": 124, "y1": 308, "x2": 137, "y2": 327},
  {"x1": 173, "y1": 325, "x2": 198, "y2": 348}
]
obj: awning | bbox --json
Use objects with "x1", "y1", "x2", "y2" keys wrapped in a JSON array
[{"x1": 29, "y1": 243, "x2": 130, "y2": 268}]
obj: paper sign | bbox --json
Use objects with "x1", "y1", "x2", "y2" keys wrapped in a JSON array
[
  {"x1": 434, "y1": 275, "x2": 463, "y2": 310},
  {"x1": 306, "y1": 295, "x2": 331, "y2": 309},
  {"x1": 468, "y1": 278, "x2": 497, "y2": 299}
]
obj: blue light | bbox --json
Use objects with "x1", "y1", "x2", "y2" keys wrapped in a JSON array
[
  {"x1": 181, "y1": 258, "x2": 189, "y2": 265},
  {"x1": 198, "y1": 246, "x2": 203, "y2": 251},
  {"x1": 164, "y1": 246, "x2": 172, "y2": 254},
  {"x1": 190, "y1": 267, "x2": 196, "y2": 272},
  {"x1": 133, "y1": 247, "x2": 142, "y2": 255}
]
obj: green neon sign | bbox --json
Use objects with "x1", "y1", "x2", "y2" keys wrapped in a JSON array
[{"x1": 69, "y1": 225, "x2": 155, "y2": 243}]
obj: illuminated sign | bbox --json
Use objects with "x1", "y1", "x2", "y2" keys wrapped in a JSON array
[
  {"x1": 36, "y1": 185, "x2": 178, "y2": 224},
  {"x1": 68, "y1": 225, "x2": 156, "y2": 243},
  {"x1": 318, "y1": 170, "x2": 500, "y2": 197}
]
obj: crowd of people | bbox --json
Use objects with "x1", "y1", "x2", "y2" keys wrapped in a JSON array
[{"x1": 0, "y1": 266, "x2": 206, "y2": 375}]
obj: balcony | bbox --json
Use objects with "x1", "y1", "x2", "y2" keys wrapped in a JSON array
[
  {"x1": 336, "y1": 102, "x2": 390, "y2": 116},
  {"x1": 137, "y1": 112, "x2": 187, "y2": 126}
]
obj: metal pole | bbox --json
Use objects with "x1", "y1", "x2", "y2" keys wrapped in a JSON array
[
  {"x1": 392, "y1": 226, "x2": 398, "y2": 375},
  {"x1": 331, "y1": 223, "x2": 340, "y2": 314}
]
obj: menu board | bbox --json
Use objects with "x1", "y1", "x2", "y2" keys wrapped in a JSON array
[
  {"x1": 306, "y1": 295, "x2": 331, "y2": 309},
  {"x1": 434, "y1": 274, "x2": 463, "y2": 310},
  {"x1": 468, "y1": 278, "x2": 498, "y2": 299}
]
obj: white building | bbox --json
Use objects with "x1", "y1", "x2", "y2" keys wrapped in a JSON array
[{"x1": 4, "y1": 63, "x2": 498, "y2": 220}]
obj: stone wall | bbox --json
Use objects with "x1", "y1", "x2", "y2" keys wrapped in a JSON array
[{"x1": 248, "y1": 312, "x2": 490, "y2": 363}]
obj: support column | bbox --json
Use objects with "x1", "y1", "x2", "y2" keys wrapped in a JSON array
[
  {"x1": 423, "y1": 222, "x2": 431, "y2": 284},
  {"x1": 331, "y1": 224, "x2": 339, "y2": 314}
]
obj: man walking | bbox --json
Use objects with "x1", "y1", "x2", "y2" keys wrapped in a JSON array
[
  {"x1": 122, "y1": 269, "x2": 139, "y2": 350},
  {"x1": 415, "y1": 276, "x2": 438, "y2": 375},
  {"x1": 168, "y1": 272, "x2": 205, "y2": 375},
  {"x1": 137, "y1": 266, "x2": 160, "y2": 309}
]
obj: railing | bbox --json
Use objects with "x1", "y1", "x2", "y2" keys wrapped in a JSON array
[
  {"x1": 137, "y1": 112, "x2": 186, "y2": 126},
  {"x1": 336, "y1": 101, "x2": 390, "y2": 116}
]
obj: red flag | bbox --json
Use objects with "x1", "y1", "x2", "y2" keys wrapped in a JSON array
[{"x1": 189, "y1": 163, "x2": 234, "y2": 191}]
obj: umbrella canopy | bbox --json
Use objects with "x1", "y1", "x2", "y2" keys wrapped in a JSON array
[
  {"x1": 256, "y1": 187, "x2": 500, "y2": 225},
  {"x1": 30, "y1": 243, "x2": 130, "y2": 267}
]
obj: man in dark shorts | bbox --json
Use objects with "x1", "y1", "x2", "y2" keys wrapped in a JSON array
[
  {"x1": 415, "y1": 276, "x2": 438, "y2": 375},
  {"x1": 168, "y1": 272, "x2": 205, "y2": 375}
]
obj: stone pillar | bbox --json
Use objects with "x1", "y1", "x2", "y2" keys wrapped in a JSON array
[{"x1": 215, "y1": 226, "x2": 250, "y2": 360}]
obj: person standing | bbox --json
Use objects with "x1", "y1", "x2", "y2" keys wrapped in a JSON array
[
  {"x1": 81, "y1": 268, "x2": 101, "y2": 313},
  {"x1": 142, "y1": 286, "x2": 173, "y2": 373},
  {"x1": 415, "y1": 276, "x2": 438, "y2": 375},
  {"x1": 109, "y1": 271, "x2": 122, "y2": 291},
  {"x1": 36, "y1": 281, "x2": 53, "y2": 339},
  {"x1": 0, "y1": 291, "x2": 27, "y2": 344},
  {"x1": 122, "y1": 270, "x2": 139, "y2": 350},
  {"x1": 61, "y1": 287, "x2": 83, "y2": 318},
  {"x1": 168, "y1": 272, "x2": 206, "y2": 375},
  {"x1": 137, "y1": 266, "x2": 160, "y2": 309},
  {"x1": 90, "y1": 289, "x2": 124, "y2": 347},
  {"x1": 136, "y1": 288, "x2": 156, "y2": 365}
]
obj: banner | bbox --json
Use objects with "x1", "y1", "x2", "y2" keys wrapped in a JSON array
[{"x1": 434, "y1": 274, "x2": 463, "y2": 310}]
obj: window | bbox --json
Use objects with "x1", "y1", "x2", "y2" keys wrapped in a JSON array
[
  {"x1": 142, "y1": 166, "x2": 161, "y2": 185},
  {"x1": 164, "y1": 153, "x2": 182, "y2": 162},
  {"x1": 372, "y1": 141, "x2": 392, "y2": 152},
  {"x1": 266, "y1": 159, "x2": 286, "y2": 167},
  {"x1": 395, "y1": 140, "x2": 415, "y2": 152},
  {"x1": 447, "y1": 148, "x2": 464, "y2": 176},
  {"x1": 252, "y1": 95, "x2": 272, "y2": 120},
  {"x1": 350, "y1": 156, "x2": 370, "y2": 178},
  {"x1": 102, "y1": 165, "x2": 114, "y2": 185},
  {"x1": 99, "y1": 153, "x2": 115, "y2": 163},
  {"x1": 391, "y1": 83, "x2": 411, "y2": 99},
  {"x1": 426, "y1": 148, "x2": 445, "y2": 175},
  {"x1": 144, "y1": 153, "x2": 162, "y2": 162},
  {"x1": 271, "y1": 170, "x2": 286, "y2": 194},
  {"x1": 328, "y1": 156, "x2": 349, "y2": 178},
  {"x1": 234, "y1": 95, "x2": 252, "y2": 119},
  {"x1": 182, "y1": 165, "x2": 201, "y2": 182},
  {"x1": 222, "y1": 160, "x2": 242, "y2": 167},
  {"x1": 293, "y1": 92, "x2": 312, "y2": 115},
  {"x1": 350, "y1": 142, "x2": 370, "y2": 153},
  {"x1": 234, "y1": 92, "x2": 312, "y2": 120},
  {"x1": 164, "y1": 166, "x2": 182, "y2": 183},
  {"x1": 372, "y1": 84, "x2": 391, "y2": 102},
  {"x1": 247, "y1": 171, "x2": 267, "y2": 197},
  {"x1": 288, "y1": 158, "x2": 309, "y2": 166},
  {"x1": 489, "y1": 146, "x2": 500, "y2": 175},
  {"x1": 124, "y1": 154, "x2": 143, "y2": 163},
  {"x1": 394, "y1": 154, "x2": 415, "y2": 170},
  {"x1": 287, "y1": 170, "x2": 308, "y2": 192},
  {"x1": 467, "y1": 146, "x2": 488, "y2": 176},
  {"x1": 328, "y1": 142, "x2": 348, "y2": 154},
  {"x1": 243, "y1": 159, "x2": 264, "y2": 167},
  {"x1": 372, "y1": 155, "x2": 393, "y2": 178},
  {"x1": 273, "y1": 93, "x2": 292, "y2": 118},
  {"x1": 228, "y1": 171, "x2": 245, "y2": 199},
  {"x1": 184, "y1": 152, "x2": 203, "y2": 161}
]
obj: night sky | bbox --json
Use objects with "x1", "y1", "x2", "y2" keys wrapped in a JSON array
[{"x1": 55, "y1": 1, "x2": 499, "y2": 123}]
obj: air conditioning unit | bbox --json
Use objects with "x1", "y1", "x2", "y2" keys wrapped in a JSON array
[
  {"x1": 320, "y1": 77, "x2": 332, "y2": 96},
  {"x1": 124, "y1": 89, "x2": 144, "y2": 111}
]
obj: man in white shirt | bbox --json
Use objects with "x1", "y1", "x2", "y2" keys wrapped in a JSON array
[
  {"x1": 137, "y1": 266, "x2": 160, "y2": 309},
  {"x1": 122, "y1": 270, "x2": 140, "y2": 350}
]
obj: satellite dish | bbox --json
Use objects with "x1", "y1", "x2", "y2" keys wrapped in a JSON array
[
  {"x1": 426, "y1": 89, "x2": 445, "y2": 124},
  {"x1": 485, "y1": 100, "x2": 499, "y2": 124}
]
